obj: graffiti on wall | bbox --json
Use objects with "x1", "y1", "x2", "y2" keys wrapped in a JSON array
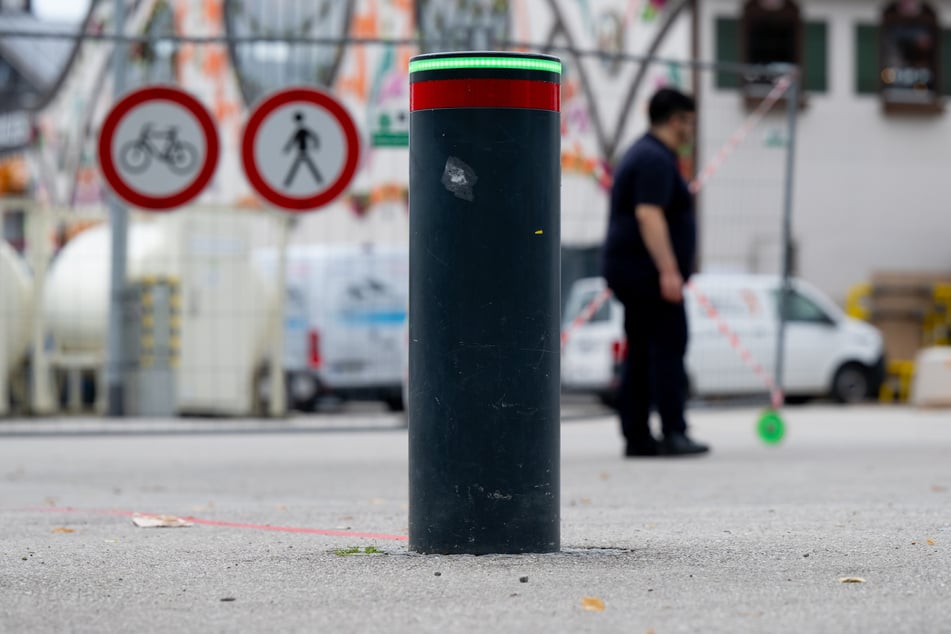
[{"x1": 33, "y1": 0, "x2": 690, "y2": 226}]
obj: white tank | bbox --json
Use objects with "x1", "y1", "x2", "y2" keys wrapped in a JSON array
[
  {"x1": 0, "y1": 240, "x2": 33, "y2": 371},
  {"x1": 43, "y1": 211, "x2": 278, "y2": 415},
  {"x1": 43, "y1": 222, "x2": 168, "y2": 352}
]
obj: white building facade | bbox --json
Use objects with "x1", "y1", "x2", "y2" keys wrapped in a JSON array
[{"x1": 698, "y1": 0, "x2": 951, "y2": 301}]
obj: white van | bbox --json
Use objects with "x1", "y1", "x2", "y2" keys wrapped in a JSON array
[
  {"x1": 255, "y1": 244, "x2": 408, "y2": 411},
  {"x1": 561, "y1": 274, "x2": 886, "y2": 404}
]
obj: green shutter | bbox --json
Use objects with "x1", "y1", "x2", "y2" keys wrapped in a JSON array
[
  {"x1": 715, "y1": 17, "x2": 740, "y2": 89},
  {"x1": 855, "y1": 24, "x2": 880, "y2": 95},
  {"x1": 942, "y1": 29, "x2": 951, "y2": 96},
  {"x1": 803, "y1": 21, "x2": 828, "y2": 93}
]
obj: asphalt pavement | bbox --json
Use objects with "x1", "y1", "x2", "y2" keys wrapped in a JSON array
[{"x1": 1, "y1": 403, "x2": 950, "y2": 633}]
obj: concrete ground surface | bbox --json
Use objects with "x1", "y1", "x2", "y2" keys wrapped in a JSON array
[{"x1": 1, "y1": 403, "x2": 950, "y2": 634}]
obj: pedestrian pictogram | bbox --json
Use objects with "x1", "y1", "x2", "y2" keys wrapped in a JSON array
[
  {"x1": 242, "y1": 87, "x2": 360, "y2": 212},
  {"x1": 98, "y1": 86, "x2": 219, "y2": 211},
  {"x1": 283, "y1": 112, "x2": 322, "y2": 187}
]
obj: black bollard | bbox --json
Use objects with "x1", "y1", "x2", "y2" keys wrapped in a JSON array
[{"x1": 408, "y1": 52, "x2": 562, "y2": 554}]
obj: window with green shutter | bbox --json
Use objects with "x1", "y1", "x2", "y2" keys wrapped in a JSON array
[
  {"x1": 855, "y1": 24, "x2": 880, "y2": 95},
  {"x1": 715, "y1": 17, "x2": 740, "y2": 90},
  {"x1": 714, "y1": 9, "x2": 827, "y2": 95},
  {"x1": 942, "y1": 29, "x2": 951, "y2": 96},
  {"x1": 803, "y1": 21, "x2": 828, "y2": 93},
  {"x1": 855, "y1": 3, "x2": 944, "y2": 113}
]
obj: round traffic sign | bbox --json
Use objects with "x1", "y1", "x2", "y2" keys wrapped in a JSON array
[
  {"x1": 241, "y1": 87, "x2": 360, "y2": 212},
  {"x1": 98, "y1": 86, "x2": 219, "y2": 210}
]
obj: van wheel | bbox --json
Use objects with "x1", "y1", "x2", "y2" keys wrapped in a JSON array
[{"x1": 831, "y1": 363, "x2": 870, "y2": 403}]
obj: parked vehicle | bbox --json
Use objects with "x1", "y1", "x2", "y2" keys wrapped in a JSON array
[
  {"x1": 561, "y1": 274, "x2": 885, "y2": 404},
  {"x1": 255, "y1": 244, "x2": 408, "y2": 412}
]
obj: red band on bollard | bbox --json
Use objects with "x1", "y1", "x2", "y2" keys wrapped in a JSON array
[{"x1": 410, "y1": 78, "x2": 560, "y2": 112}]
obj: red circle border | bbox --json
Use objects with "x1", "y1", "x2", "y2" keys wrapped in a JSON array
[
  {"x1": 98, "y1": 86, "x2": 219, "y2": 211},
  {"x1": 241, "y1": 87, "x2": 361, "y2": 213}
]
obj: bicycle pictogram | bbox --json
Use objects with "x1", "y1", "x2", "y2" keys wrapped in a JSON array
[{"x1": 119, "y1": 123, "x2": 198, "y2": 175}]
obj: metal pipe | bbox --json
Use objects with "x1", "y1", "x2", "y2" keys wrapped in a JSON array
[
  {"x1": 774, "y1": 66, "x2": 800, "y2": 406},
  {"x1": 105, "y1": 0, "x2": 129, "y2": 416},
  {"x1": 0, "y1": 29, "x2": 791, "y2": 77},
  {"x1": 268, "y1": 213, "x2": 289, "y2": 418}
]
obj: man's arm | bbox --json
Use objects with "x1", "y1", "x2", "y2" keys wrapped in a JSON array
[{"x1": 635, "y1": 203, "x2": 683, "y2": 303}]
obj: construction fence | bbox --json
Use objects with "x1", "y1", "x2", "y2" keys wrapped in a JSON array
[{"x1": 0, "y1": 0, "x2": 799, "y2": 417}]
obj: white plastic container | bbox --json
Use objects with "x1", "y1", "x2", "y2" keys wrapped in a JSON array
[{"x1": 911, "y1": 347, "x2": 951, "y2": 408}]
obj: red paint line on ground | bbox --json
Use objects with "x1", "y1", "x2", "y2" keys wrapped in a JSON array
[{"x1": 15, "y1": 507, "x2": 409, "y2": 541}]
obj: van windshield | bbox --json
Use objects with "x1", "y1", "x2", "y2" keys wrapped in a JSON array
[
  {"x1": 563, "y1": 288, "x2": 612, "y2": 326},
  {"x1": 771, "y1": 289, "x2": 834, "y2": 324}
]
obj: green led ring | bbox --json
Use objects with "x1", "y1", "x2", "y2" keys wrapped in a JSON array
[{"x1": 409, "y1": 57, "x2": 562, "y2": 75}]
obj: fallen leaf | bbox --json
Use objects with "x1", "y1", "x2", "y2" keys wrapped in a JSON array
[
  {"x1": 580, "y1": 498, "x2": 592, "y2": 505},
  {"x1": 131, "y1": 514, "x2": 193, "y2": 528},
  {"x1": 599, "y1": 472, "x2": 611, "y2": 481},
  {"x1": 44, "y1": 498, "x2": 57, "y2": 507},
  {"x1": 369, "y1": 498, "x2": 385, "y2": 505},
  {"x1": 51, "y1": 527, "x2": 75, "y2": 534},
  {"x1": 645, "y1": 629, "x2": 656, "y2": 634},
  {"x1": 927, "y1": 538, "x2": 936, "y2": 545},
  {"x1": 838, "y1": 577, "x2": 866, "y2": 584},
  {"x1": 931, "y1": 485, "x2": 948, "y2": 493},
  {"x1": 275, "y1": 505, "x2": 288, "y2": 511},
  {"x1": 581, "y1": 596, "x2": 606, "y2": 611}
]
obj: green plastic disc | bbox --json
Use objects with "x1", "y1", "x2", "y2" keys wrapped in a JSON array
[{"x1": 757, "y1": 410, "x2": 786, "y2": 445}]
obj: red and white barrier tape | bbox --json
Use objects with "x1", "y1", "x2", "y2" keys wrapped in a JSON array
[
  {"x1": 685, "y1": 281, "x2": 784, "y2": 408},
  {"x1": 560, "y1": 286, "x2": 613, "y2": 348},
  {"x1": 592, "y1": 75, "x2": 792, "y2": 194},
  {"x1": 689, "y1": 75, "x2": 792, "y2": 195}
]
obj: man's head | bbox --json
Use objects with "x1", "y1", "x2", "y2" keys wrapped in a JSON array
[{"x1": 648, "y1": 88, "x2": 696, "y2": 149}]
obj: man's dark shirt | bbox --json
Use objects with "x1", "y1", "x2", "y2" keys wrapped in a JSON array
[{"x1": 601, "y1": 133, "x2": 696, "y2": 297}]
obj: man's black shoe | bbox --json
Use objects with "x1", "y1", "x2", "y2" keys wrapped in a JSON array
[
  {"x1": 624, "y1": 438, "x2": 661, "y2": 458},
  {"x1": 660, "y1": 433, "x2": 710, "y2": 456}
]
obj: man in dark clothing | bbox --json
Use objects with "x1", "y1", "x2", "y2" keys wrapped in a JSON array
[{"x1": 601, "y1": 88, "x2": 710, "y2": 458}]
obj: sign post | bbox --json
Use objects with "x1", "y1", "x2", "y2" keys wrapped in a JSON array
[
  {"x1": 408, "y1": 52, "x2": 563, "y2": 554},
  {"x1": 241, "y1": 87, "x2": 361, "y2": 417},
  {"x1": 98, "y1": 84, "x2": 219, "y2": 415}
]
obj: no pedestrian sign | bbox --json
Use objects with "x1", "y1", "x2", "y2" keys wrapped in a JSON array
[
  {"x1": 242, "y1": 87, "x2": 361, "y2": 212},
  {"x1": 98, "y1": 86, "x2": 219, "y2": 210}
]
